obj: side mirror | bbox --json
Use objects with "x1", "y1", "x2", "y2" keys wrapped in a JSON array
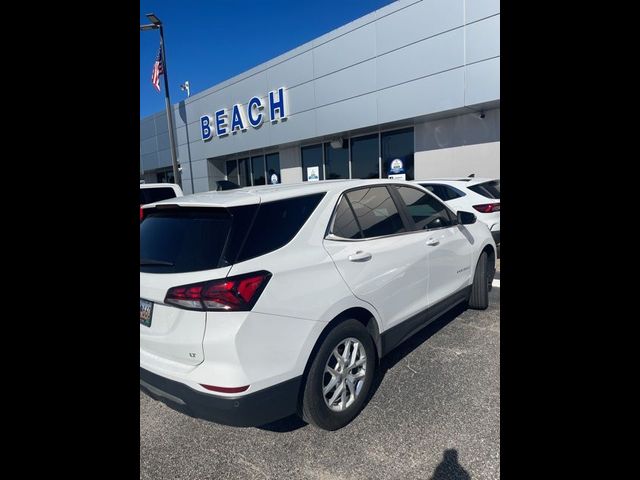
[{"x1": 457, "y1": 210, "x2": 476, "y2": 225}]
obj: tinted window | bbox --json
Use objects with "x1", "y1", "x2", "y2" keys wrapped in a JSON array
[
  {"x1": 395, "y1": 186, "x2": 453, "y2": 230},
  {"x1": 469, "y1": 180, "x2": 500, "y2": 199},
  {"x1": 420, "y1": 184, "x2": 464, "y2": 201},
  {"x1": 238, "y1": 158, "x2": 250, "y2": 187},
  {"x1": 140, "y1": 209, "x2": 232, "y2": 274},
  {"x1": 325, "y1": 142, "x2": 349, "y2": 179},
  {"x1": 266, "y1": 153, "x2": 281, "y2": 184},
  {"x1": 237, "y1": 193, "x2": 325, "y2": 262},
  {"x1": 302, "y1": 144, "x2": 324, "y2": 181},
  {"x1": 251, "y1": 155, "x2": 266, "y2": 185},
  {"x1": 381, "y1": 128, "x2": 414, "y2": 180},
  {"x1": 346, "y1": 187, "x2": 405, "y2": 238},
  {"x1": 226, "y1": 160, "x2": 238, "y2": 184},
  {"x1": 331, "y1": 196, "x2": 362, "y2": 239},
  {"x1": 140, "y1": 187, "x2": 176, "y2": 205},
  {"x1": 350, "y1": 134, "x2": 379, "y2": 179}
]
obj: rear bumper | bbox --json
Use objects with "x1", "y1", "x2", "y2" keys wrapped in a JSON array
[{"x1": 140, "y1": 367, "x2": 302, "y2": 427}]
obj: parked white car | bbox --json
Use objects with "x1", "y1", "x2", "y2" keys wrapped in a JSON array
[
  {"x1": 139, "y1": 183, "x2": 183, "y2": 221},
  {"x1": 140, "y1": 180, "x2": 496, "y2": 430},
  {"x1": 415, "y1": 178, "x2": 500, "y2": 244}
]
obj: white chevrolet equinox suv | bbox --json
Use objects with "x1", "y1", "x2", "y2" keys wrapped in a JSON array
[{"x1": 140, "y1": 180, "x2": 496, "y2": 431}]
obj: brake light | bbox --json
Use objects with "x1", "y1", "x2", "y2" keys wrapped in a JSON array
[
  {"x1": 140, "y1": 205, "x2": 144, "y2": 221},
  {"x1": 473, "y1": 203, "x2": 500, "y2": 213},
  {"x1": 165, "y1": 271, "x2": 272, "y2": 311}
]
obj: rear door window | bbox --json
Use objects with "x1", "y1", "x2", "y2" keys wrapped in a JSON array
[
  {"x1": 345, "y1": 187, "x2": 405, "y2": 238},
  {"x1": 330, "y1": 196, "x2": 363, "y2": 239},
  {"x1": 140, "y1": 208, "x2": 232, "y2": 273},
  {"x1": 468, "y1": 180, "x2": 500, "y2": 199},
  {"x1": 140, "y1": 187, "x2": 176, "y2": 205}
]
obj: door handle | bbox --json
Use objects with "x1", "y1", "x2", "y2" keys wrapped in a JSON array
[
  {"x1": 426, "y1": 238, "x2": 440, "y2": 246},
  {"x1": 348, "y1": 250, "x2": 372, "y2": 262}
]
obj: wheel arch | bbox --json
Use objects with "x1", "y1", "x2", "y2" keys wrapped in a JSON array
[{"x1": 296, "y1": 306, "x2": 381, "y2": 413}]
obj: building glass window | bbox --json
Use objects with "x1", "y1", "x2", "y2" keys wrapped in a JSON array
[
  {"x1": 251, "y1": 155, "x2": 266, "y2": 185},
  {"x1": 266, "y1": 153, "x2": 281, "y2": 184},
  {"x1": 324, "y1": 142, "x2": 349, "y2": 179},
  {"x1": 350, "y1": 134, "x2": 379, "y2": 179},
  {"x1": 302, "y1": 144, "x2": 324, "y2": 181},
  {"x1": 155, "y1": 167, "x2": 175, "y2": 184},
  {"x1": 238, "y1": 158, "x2": 250, "y2": 187},
  {"x1": 381, "y1": 127, "x2": 414, "y2": 181},
  {"x1": 226, "y1": 160, "x2": 238, "y2": 184}
]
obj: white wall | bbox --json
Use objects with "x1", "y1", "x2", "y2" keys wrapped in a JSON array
[
  {"x1": 279, "y1": 146, "x2": 302, "y2": 184},
  {"x1": 414, "y1": 142, "x2": 500, "y2": 179}
]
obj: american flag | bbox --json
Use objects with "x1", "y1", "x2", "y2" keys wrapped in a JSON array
[{"x1": 151, "y1": 47, "x2": 164, "y2": 92}]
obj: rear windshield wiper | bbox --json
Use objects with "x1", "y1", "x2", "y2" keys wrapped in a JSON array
[{"x1": 140, "y1": 258, "x2": 175, "y2": 266}]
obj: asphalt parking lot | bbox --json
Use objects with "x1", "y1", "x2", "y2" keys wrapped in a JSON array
[{"x1": 141, "y1": 283, "x2": 500, "y2": 479}]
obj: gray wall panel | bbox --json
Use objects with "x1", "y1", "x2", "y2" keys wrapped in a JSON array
[
  {"x1": 223, "y1": 72, "x2": 270, "y2": 109},
  {"x1": 313, "y1": 23, "x2": 377, "y2": 77},
  {"x1": 140, "y1": 119, "x2": 156, "y2": 140},
  {"x1": 154, "y1": 113, "x2": 168, "y2": 134},
  {"x1": 269, "y1": 110, "x2": 317, "y2": 146},
  {"x1": 376, "y1": 28, "x2": 463, "y2": 90},
  {"x1": 157, "y1": 149, "x2": 172, "y2": 169},
  {"x1": 140, "y1": 137, "x2": 157, "y2": 156},
  {"x1": 376, "y1": 0, "x2": 463, "y2": 55},
  {"x1": 315, "y1": 93, "x2": 378, "y2": 136},
  {"x1": 378, "y1": 69, "x2": 465, "y2": 124},
  {"x1": 465, "y1": 0, "x2": 500, "y2": 23},
  {"x1": 190, "y1": 158, "x2": 209, "y2": 179},
  {"x1": 286, "y1": 82, "x2": 316, "y2": 115},
  {"x1": 140, "y1": 152, "x2": 158, "y2": 172},
  {"x1": 465, "y1": 57, "x2": 500, "y2": 106},
  {"x1": 192, "y1": 176, "x2": 211, "y2": 193},
  {"x1": 465, "y1": 15, "x2": 500, "y2": 64},
  {"x1": 156, "y1": 132, "x2": 170, "y2": 152},
  {"x1": 314, "y1": 59, "x2": 376, "y2": 106},
  {"x1": 266, "y1": 51, "x2": 314, "y2": 91}
]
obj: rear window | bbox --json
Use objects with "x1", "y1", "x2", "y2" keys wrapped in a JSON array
[
  {"x1": 140, "y1": 187, "x2": 177, "y2": 205},
  {"x1": 237, "y1": 193, "x2": 325, "y2": 262},
  {"x1": 140, "y1": 208, "x2": 232, "y2": 273},
  {"x1": 468, "y1": 180, "x2": 500, "y2": 199},
  {"x1": 420, "y1": 184, "x2": 465, "y2": 201},
  {"x1": 140, "y1": 193, "x2": 325, "y2": 273}
]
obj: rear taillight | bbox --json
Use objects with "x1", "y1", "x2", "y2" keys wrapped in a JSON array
[
  {"x1": 165, "y1": 271, "x2": 272, "y2": 311},
  {"x1": 473, "y1": 203, "x2": 500, "y2": 213},
  {"x1": 140, "y1": 205, "x2": 144, "y2": 221}
]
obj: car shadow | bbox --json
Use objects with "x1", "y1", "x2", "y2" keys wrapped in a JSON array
[
  {"x1": 258, "y1": 303, "x2": 468, "y2": 433},
  {"x1": 362, "y1": 303, "x2": 467, "y2": 412}
]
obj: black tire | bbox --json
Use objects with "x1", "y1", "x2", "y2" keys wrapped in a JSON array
[
  {"x1": 469, "y1": 251, "x2": 489, "y2": 310},
  {"x1": 301, "y1": 319, "x2": 376, "y2": 431}
]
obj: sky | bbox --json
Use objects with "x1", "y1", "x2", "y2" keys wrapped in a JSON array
[{"x1": 140, "y1": 0, "x2": 395, "y2": 118}]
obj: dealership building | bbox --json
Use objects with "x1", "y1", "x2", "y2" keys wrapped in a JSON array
[{"x1": 140, "y1": 0, "x2": 500, "y2": 194}]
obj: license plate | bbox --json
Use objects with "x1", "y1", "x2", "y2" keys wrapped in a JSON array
[{"x1": 140, "y1": 299, "x2": 153, "y2": 327}]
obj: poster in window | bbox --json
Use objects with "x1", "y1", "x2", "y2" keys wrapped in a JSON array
[{"x1": 307, "y1": 166, "x2": 320, "y2": 182}]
